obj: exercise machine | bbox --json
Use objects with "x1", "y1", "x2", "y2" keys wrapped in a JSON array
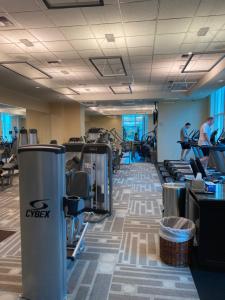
[
  {"x1": 18, "y1": 144, "x2": 88, "y2": 300},
  {"x1": 65, "y1": 142, "x2": 113, "y2": 218}
]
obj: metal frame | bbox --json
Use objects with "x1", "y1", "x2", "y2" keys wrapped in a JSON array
[
  {"x1": 181, "y1": 51, "x2": 225, "y2": 73},
  {"x1": 89, "y1": 56, "x2": 127, "y2": 77},
  {"x1": 109, "y1": 85, "x2": 132, "y2": 95},
  {"x1": 0, "y1": 61, "x2": 52, "y2": 80},
  {"x1": 169, "y1": 81, "x2": 197, "y2": 92},
  {"x1": 42, "y1": 0, "x2": 104, "y2": 9},
  {"x1": 69, "y1": 88, "x2": 80, "y2": 95}
]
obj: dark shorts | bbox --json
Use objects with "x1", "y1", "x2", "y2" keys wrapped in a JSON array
[
  {"x1": 201, "y1": 146, "x2": 210, "y2": 157},
  {"x1": 181, "y1": 142, "x2": 191, "y2": 150}
]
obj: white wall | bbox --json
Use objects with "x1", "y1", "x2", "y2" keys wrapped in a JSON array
[{"x1": 157, "y1": 98, "x2": 209, "y2": 162}]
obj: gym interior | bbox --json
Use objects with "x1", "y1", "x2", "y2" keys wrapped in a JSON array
[{"x1": 0, "y1": 1, "x2": 225, "y2": 300}]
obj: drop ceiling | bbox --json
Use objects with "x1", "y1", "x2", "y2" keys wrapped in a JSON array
[{"x1": 0, "y1": 0, "x2": 224, "y2": 109}]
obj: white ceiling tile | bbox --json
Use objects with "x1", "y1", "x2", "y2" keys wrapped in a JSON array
[
  {"x1": 124, "y1": 21, "x2": 155, "y2": 36},
  {"x1": 157, "y1": 18, "x2": 192, "y2": 34},
  {"x1": 121, "y1": 0, "x2": 158, "y2": 22},
  {"x1": 17, "y1": 42, "x2": 48, "y2": 52},
  {"x1": 98, "y1": 37, "x2": 126, "y2": 49},
  {"x1": 213, "y1": 30, "x2": 225, "y2": 42},
  {"x1": 44, "y1": 41, "x2": 73, "y2": 52},
  {"x1": 130, "y1": 56, "x2": 152, "y2": 64},
  {"x1": 60, "y1": 26, "x2": 94, "y2": 40},
  {"x1": 34, "y1": 78, "x2": 58, "y2": 89},
  {"x1": 70, "y1": 39, "x2": 99, "y2": 51},
  {"x1": 0, "y1": 0, "x2": 41, "y2": 12},
  {"x1": 189, "y1": 16, "x2": 225, "y2": 32},
  {"x1": 128, "y1": 47, "x2": 153, "y2": 56},
  {"x1": 82, "y1": 5, "x2": 120, "y2": 25},
  {"x1": 91, "y1": 23, "x2": 123, "y2": 39},
  {"x1": 102, "y1": 48, "x2": 127, "y2": 56},
  {"x1": 30, "y1": 52, "x2": 58, "y2": 62},
  {"x1": 184, "y1": 31, "x2": 217, "y2": 43},
  {"x1": 159, "y1": 0, "x2": 199, "y2": 18},
  {"x1": 179, "y1": 42, "x2": 209, "y2": 53},
  {"x1": 196, "y1": 0, "x2": 225, "y2": 16},
  {"x1": 11, "y1": 12, "x2": 55, "y2": 28},
  {"x1": 46, "y1": 9, "x2": 87, "y2": 26},
  {"x1": 152, "y1": 59, "x2": 174, "y2": 69},
  {"x1": 207, "y1": 42, "x2": 225, "y2": 51},
  {"x1": 0, "y1": 43, "x2": 24, "y2": 53},
  {"x1": 52, "y1": 51, "x2": 80, "y2": 59},
  {"x1": 154, "y1": 33, "x2": 186, "y2": 54},
  {"x1": 131, "y1": 62, "x2": 151, "y2": 71},
  {"x1": 7, "y1": 52, "x2": 32, "y2": 61},
  {"x1": 0, "y1": 30, "x2": 37, "y2": 43},
  {"x1": 29, "y1": 28, "x2": 65, "y2": 42},
  {"x1": 0, "y1": 35, "x2": 10, "y2": 43},
  {"x1": 78, "y1": 49, "x2": 103, "y2": 58},
  {"x1": 126, "y1": 36, "x2": 154, "y2": 47}
]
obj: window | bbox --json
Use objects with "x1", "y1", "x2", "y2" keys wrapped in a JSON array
[
  {"x1": 0, "y1": 113, "x2": 12, "y2": 142},
  {"x1": 210, "y1": 86, "x2": 225, "y2": 137},
  {"x1": 122, "y1": 114, "x2": 148, "y2": 141}
]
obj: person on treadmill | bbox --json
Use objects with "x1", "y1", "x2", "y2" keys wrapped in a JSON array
[
  {"x1": 180, "y1": 122, "x2": 191, "y2": 160},
  {"x1": 198, "y1": 116, "x2": 214, "y2": 169}
]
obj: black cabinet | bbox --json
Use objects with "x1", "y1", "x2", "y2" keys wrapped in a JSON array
[{"x1": 187, "y1": 185, "x2": 225, "y2": 268}]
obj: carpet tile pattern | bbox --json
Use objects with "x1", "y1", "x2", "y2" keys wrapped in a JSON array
[{"x1": 0, "y1": 163, "x2": 199, "y2": 300}]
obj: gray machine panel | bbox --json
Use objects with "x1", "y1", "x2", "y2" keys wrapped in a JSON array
[{"x1": 19, "y1": 145, "x2": 67, "y2": 300}]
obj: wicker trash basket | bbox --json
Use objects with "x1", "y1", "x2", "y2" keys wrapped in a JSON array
[{"x1": 159, "y1": 217, "x2": 195, "y2": 267}]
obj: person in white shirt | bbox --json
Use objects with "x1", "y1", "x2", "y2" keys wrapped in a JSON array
[{"x1": 198, "y1": 117, "x2": 214, "y2": 169}]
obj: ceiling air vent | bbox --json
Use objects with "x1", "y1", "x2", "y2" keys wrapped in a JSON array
[
  {"x1": 0, "y1": 16, "x2": 14, "y2": 27},
  {"x1": 169, "y1": 81, "x2": 196, "y2": 92},
  {"x1": 197, "y1": 27, "x2": 209, "y2": 37}
]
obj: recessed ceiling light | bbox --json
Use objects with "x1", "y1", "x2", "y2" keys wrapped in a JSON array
[
  {"x1": 90, "y1": 56, "x2": 127, "y2": 77},
  {"x1": 218, "y1": 79, "x2": 224, "y2": 83},
  {"x1": 197, "y1": 27, "x2": 209, "y2": 37},
  {"x1": 42, "y1": 0, "x2": 104, "y2": 9},
  {"x1": 61, "y1": 70, "x2": 69, "y2": 75},
  {"x1": 105, "y1": 34, "x2": 115, "y2": 43},
  {"x1": 0, "y1": 62, "x2": 52, "y2": 80},
  {"x1": 20, "y1": 39, "x2": 33, "y2": 47},
  {"x1": 35, "y1": 86, "x2": 40, "y2": 89},
  {"x1": 182, "y1": 52, "x2": 225, "y2": 73},
  {"x1": 188, "y1": 52, "x2": 192, "y2": 55}
]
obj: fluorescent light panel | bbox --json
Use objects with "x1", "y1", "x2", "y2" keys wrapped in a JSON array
[
  {"x1": 0, "y1": 62, "x2": 51, "y2": 80},
  {"x1": 42, "y1": 0, "x2": 104, "y2": 9},
  {"x1": 90, "y1": 105, "x2": 153, "y2": 115},
  {"x1": 182, "y1": 52, "x2": 225, "y2": 73},
  {"x1": 110, "y1": 85, "x2": 132, "y2": 94},
  {"x1": 89, "y1": 56, "x2": 127, "y2": 77}
]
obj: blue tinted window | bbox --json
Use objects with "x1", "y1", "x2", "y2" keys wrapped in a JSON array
[
  {"x1": 0, "y1": 113, "x2": 12, "y2": 142},
  {"x1": 210, "y1": 86, "x2": 225, "y2": 137},
  {"x1": 122, "y1": 114, "x2": 148, "y2": 141}
]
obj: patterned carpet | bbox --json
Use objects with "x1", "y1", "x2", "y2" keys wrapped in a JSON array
[{"x1": 0, "y1": 163, "x2": 199, "y2": 300}]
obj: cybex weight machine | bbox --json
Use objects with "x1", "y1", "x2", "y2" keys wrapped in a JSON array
[{"x1": 18, "y1": 145, "x2": 88, "y2": 300}]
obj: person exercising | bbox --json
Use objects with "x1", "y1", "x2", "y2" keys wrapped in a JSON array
[
  {"x1": 180, "y1": 122, "x2": 191, "y2": 160},
  {"x1": 198, "y1": 117, "x2": 214, "y2": 170}
]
